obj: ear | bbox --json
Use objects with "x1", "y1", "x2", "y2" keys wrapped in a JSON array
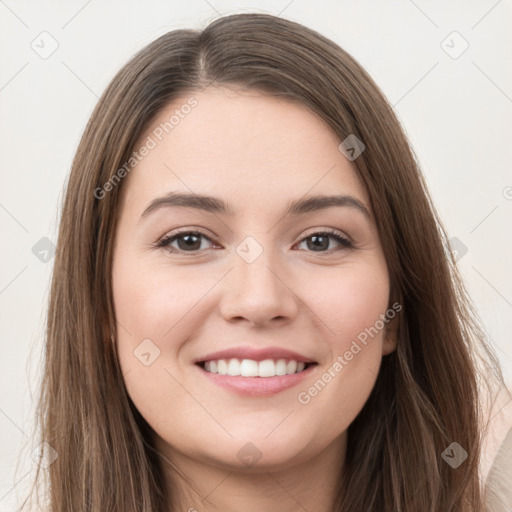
[
  {"x1": 102, "y1": 317, "x2": 116, "y2": 345},
  {"x1": 382, "y1": 310, "x2": 399, "y2": 356}
]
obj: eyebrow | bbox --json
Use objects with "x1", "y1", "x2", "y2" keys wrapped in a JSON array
[{"x1": 140, "y1": 191, "x2": 371, "y2": 220}]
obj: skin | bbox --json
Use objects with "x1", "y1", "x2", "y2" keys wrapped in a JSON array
[{"x1": 111, "y1": 86, "x2": 398, "y2": 512}]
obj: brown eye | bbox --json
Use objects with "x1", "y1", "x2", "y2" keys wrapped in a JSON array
[
  {"x1": 297, "y1": 231, "x2": 353, "y2": 253},
  {"x1": 157, "y1": 231, "x2": 216, "y2": 253},
  {"x1": 156, "y1": 229, "x2": 352, "y2": 255}
]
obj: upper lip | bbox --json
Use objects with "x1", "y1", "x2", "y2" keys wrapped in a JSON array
[{"x1": 194, "y1": 346, "x2": 316, "y2": 364}]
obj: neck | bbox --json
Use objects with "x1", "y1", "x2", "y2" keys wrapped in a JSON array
[{"x1": 156, "y1": 433, "x2": 346, "y2": 512}]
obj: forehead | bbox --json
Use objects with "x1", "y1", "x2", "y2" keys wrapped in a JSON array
[{"x1": 121, "y1": 87, "x2": 370, "y2": 216}]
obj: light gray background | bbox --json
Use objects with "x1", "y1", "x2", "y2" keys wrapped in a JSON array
[{"x1": 1, "y1": 1, "x2": 511, "y2": 509}]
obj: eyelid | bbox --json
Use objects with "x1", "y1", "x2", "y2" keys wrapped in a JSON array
[
  {"x1": 155, "y1": 227, "x2": 353, "y2": 254},
  {"x1": 300, "y1": 227, "x2": 351, "y2": 243},
  {"x1": 154, "y1": 228, "x2": 220, "y2": 251}
]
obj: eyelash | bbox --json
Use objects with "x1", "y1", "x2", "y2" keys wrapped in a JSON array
[{"x1": 155, "y1": 228, "x2": 353, "y2": 255}]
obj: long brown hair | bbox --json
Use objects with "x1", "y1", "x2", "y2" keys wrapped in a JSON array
[{"x1": 20, "y1": 12, "x2": 505, "y2": 511}]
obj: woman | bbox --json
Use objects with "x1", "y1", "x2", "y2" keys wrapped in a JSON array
[{"x1": 23, "y1": 12, "x2": 510, "y2": 512}]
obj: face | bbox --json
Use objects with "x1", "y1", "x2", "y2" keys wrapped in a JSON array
[{"x1": 111, "y1": 87, "x2": 397, "y2": 473}]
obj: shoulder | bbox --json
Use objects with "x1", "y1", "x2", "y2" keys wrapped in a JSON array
[
  {"x1": 482, "y1": 384, "x2": 512, "y2": 512},
  {"x1": 484, "y1": 427, "x2": 512, "y2": 511}
]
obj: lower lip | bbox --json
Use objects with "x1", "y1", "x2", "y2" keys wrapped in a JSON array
[{"x1": 196, "y1": 364, "x2": 317, "y2": 396}]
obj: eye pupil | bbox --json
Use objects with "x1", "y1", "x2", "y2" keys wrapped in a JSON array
[
  {"x1": 308, "y1": 235, "x2": 329, "y2": 251},
  {"x1": 160, "y1": 231, "x2": 350, "y2": 255},
  {"x1": 178, "y1": 233, "x2": 201, "y2": 251}
]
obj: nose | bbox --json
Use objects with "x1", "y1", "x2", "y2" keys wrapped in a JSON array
[{"x1": 219, "y1": 243, "x2": 299, "y2": 327}]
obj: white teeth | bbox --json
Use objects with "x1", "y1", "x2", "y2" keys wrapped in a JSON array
[
  {"x1": 275, "y1": 359, "x2": 287, "y2": 376},
  {"x1": 240, "y1": 359, "x2": 259, "y2": 377},
  {"x1": 217, "y1": 359, "x2": 228, "y2": 375},
  {"x1": 258, "y1": 359, "x2": 275, "y2": 377},
  {"x1": 227, "y1": 358, "x2": 241, "y2": 376},
  {"x1": 201, "y1": 358, "x2": 311, "y2": 377},
  {"x1": 286, "y1": 360, "x2": 297, "y2": 374}
]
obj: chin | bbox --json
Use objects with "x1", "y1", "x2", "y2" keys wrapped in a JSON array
[{"x1": 195, "y1": 432, "x2": 320, "y2": 473}]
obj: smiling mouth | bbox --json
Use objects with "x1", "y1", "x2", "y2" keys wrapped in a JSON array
[{"x1": 196, "y1": 358, "x2": 317, "y2": 378}]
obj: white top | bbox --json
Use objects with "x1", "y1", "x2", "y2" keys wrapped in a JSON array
[{"x1": 481, "y1": 384, "x2": 512, "y2": 511}]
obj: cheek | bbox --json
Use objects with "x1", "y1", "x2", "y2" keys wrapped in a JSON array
[
  {"x1": 112, "y1": 251, "x2": 208, "y2": 344},
  {"x1": 311, "y1": 259, "x2": 390, "y2": 350},
  {"x1": 111, "y1": 253, "x2": 202, "y2": 433},
  {"x1": 111, "y1": 250, "x2": 225, "y2": 420},
  {"x1": 294, "y1": 260, "x2": 389, "y2": 434},
  {"x1": 111, "y1": 250, "x2": 180, "y2": 383}
]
